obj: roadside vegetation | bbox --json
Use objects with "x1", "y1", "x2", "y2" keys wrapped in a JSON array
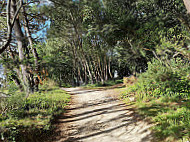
[
  {"x1": 0, "y1": 81, "x2": 70, "y2": 141},
  {"x1": 122, "y1": 54, "x2": 190, "y2": 141}
]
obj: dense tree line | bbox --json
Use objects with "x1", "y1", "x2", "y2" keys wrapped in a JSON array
[
  {"x1": 0, "y1": 0, "x2": 190, "y2": 89},
  {"x1": 40, "y1": 0, "x2": 190, "y2": 86}
]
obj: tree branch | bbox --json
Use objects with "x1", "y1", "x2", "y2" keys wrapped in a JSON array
[{"x1": 0, "y1": 0, "x2": 23, "y2": 54}]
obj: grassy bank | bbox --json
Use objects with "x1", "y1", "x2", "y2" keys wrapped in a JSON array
[
  {"x1": 0, "y1": 82, "x2": 70, "y2": 141},
  {"x1": 122, "y1": 59, "x2": 190, "y2": 142},
  {"x1": 132, "y1": 96, "x2": 190, "y2": 142},
  {"x1": 123, "y1": 97, "x2": 190, "y2": 142}
]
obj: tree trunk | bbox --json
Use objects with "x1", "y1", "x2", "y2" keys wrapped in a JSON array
[
  {"x1": 78, "y1": 67, "x2": 83, "y2": 85},
  {"x1": 11, "y1": 74, "x2": 23, "y2": 91},
  {"x1": 8, "y1": 47, "x2": 24, "y2": 91},
  {"x1": 108, "y1": 52, "x2": 113, "y2": 79},
  {"x1": 11, "y1": 0, "x2": 33, "y2": 94},
  {"x1": 104, "y1": 55, "x2": 108, "y2": 81},
  {"x1": 84, "y1": 64, "x2": 88, "y2": 84},
  {"x1": 23, "y1": 6, "x2": 40, "y2": 91},
  {"x1": 23, "y1": 6, "x2": 39, "y2": 71},
  {"x1": 97, "y1": 56, "x2": 104, "y2": 84}
]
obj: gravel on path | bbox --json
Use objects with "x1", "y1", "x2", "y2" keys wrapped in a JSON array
[{"x1": 48, "y1": 87, "x2": 153, "y2": 142}]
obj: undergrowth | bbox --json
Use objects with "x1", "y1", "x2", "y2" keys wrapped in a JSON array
[
  {"x1": 0, "y1": 81, "x2": 70, "y2": 142},
  {"x1": 122, "y1": 58, "x2": 190, "y2": 142}
]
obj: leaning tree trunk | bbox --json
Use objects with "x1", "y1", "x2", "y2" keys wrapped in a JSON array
[
  {"x1": 23, "y1": 6, "x2": 40, "y2": 91},
  {"x1": 8, "y1": 47, "x2": 24, "y2": 91},
  {"x1": 11, "y1": 0, "x2": 33, "y2": 94},
  {"x1": 23, "y1": 6, "x2": 39, "y2": 71}
]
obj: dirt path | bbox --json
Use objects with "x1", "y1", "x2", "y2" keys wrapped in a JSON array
[{"x1": 49, "y1": 87, "x2": 153, "y2": 142}]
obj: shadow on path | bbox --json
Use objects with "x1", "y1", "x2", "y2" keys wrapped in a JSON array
[{"x1": 47, "y1": 87, "x2": 153, "y2": 142}]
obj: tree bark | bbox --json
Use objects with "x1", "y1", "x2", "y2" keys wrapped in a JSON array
[
  {"x1": 23, "y1": 6, "x2": 39, "y2": 71},
  {"x1": 8, "y1": 47, "x2": 24, "y2": 91},
  {"x1": 108, "y1": 56, "x2": 113, "y2": 79},
  {"x1": 105, "y1": 56, "x2": 108, "y2": 81},
  {"x1": 11, "y1": 0, "x2": 33, "y2": 94},
  {"x1": 11, "y1": 74, "x2": 23, "y2": 91}
]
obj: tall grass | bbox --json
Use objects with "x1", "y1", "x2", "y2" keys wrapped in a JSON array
[
  {"x1": 122, "y1": 58, "x2": 190, "y2": 141},
  {"x1": 0, "y1": 81, "x2": 70, "y2": 141}
]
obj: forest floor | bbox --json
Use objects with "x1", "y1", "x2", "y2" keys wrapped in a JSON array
[{"x1": 47, "y1": 85, "x2": 153, "y2": 142}]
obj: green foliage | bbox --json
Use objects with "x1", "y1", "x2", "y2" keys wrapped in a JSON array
[
  {"x1": 135, "y1": 98, "x2": 190, "y2": 141},
  {"x1": 123, "y1": 57, "x2": 190, "y2": 101},
  {"x1": 37, "y1": 38, "x2": 73, "y2": 86},
  {"x1": 0, "y1": 17, "x2": 6, "y2": 31},
  {"x1": 7, "y1": 82, "x2": 19, "y2": 95},
  {"x1": 0, "y1": 82, "x2": 70, "y2": 141},
  {"x1": 42, "y1": 0, "x2": 190, "y2": 85},
  {"x1": 123, "y1": 40, "x2": 190, "y2": 141}
]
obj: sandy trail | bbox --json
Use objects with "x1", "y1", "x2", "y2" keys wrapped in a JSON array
[{"x1": 49, "y1": 87, "x2": 153, "y2": 142}]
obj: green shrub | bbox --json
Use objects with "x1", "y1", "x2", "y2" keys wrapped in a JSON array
[
  {"x1": 0, "y1": 84, "x2": 70, "y2": 141},
  {"x1": 123, "y1": 56, "x2": 190, "y2": 141},
  {"x1": 135, "y1": 98, "x2": 190, "y2": 141},
  {"x1": 124, "y1": 58, "x2": 190, "y2": 100},
  {"x1": 7, "y1": 81, "x2": 19, "y2": 94}
]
